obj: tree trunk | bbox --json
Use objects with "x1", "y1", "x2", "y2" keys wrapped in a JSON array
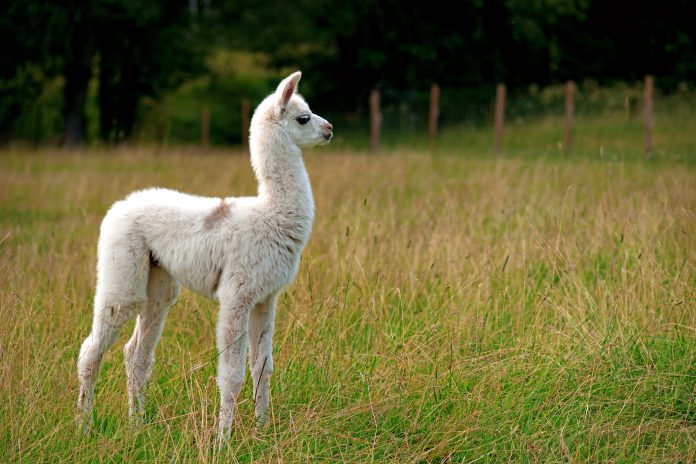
[
  {"x1": 98, "y1": 46, "x2": 139, "y2": 143},
  {"x1": 117, "y1": 61, "x2": 139, "y2": 142},
  {"x1": 98, "y1": 47, "x2": 116, "y2": 143},
  {"x1": 63, "y1": 13, "x2": 93, "y2": 147}
]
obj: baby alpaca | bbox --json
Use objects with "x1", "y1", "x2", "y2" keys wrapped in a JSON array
[{"x1": 77, "y1": 71, "x2": 332, "y2": 438}]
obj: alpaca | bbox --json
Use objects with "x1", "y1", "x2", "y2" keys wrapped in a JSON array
[{"x1": 76, "y1": 71, "x2": 332, "y2": 438}]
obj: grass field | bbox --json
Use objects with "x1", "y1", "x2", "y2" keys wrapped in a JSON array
[{"x1": 1, "y1": 146, "x2": 694, "y2": 462}]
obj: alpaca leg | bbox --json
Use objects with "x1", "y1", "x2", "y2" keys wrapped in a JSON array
[
  {"x1": 124, "y1": 265, "x2": 179, "y2": 423},
  {"x1": 77, "y1": 295, "x2": 144, "y2": 431},
  {"x1": 216, "y1": 292, "x2": 251, "y2": 439},
  {"x1": 77, "y1": 238, "x2": 149, "y2": 432},
  {"x1": 249, "y1": 296, "x2": 276, "y2": 427}
]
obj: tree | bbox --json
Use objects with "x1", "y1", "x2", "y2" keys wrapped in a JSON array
[
  {"x1": 92, "y1": 1, "x2": 198, "y2": 142},
  {"x1": 1, "y1": 0, "x2": 197, "y2": 145}
]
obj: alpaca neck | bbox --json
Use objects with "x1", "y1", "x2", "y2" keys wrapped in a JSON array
[{"x1": 251, "y1": 135, "x2": 314, "y2": 221}]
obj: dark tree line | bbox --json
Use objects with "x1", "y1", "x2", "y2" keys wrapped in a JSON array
[
  {"x1": 1, "y1": 0, "x2": 694, "y2": 145},
  {"x1": 2, "y1": 0, "x2": 197, "y2": 145}
]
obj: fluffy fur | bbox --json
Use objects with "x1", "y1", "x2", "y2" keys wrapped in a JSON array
[{"x1": 76, "y1": 71, "x2": 332, "y2": 438}]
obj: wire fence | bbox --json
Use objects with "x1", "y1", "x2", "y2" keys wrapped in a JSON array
[
  {"x1": 10, "y1": 76, "x2": 694, "y2": 160},
  {"x1": 314, "y1": 77, "x2": 695, "y2": 159}
]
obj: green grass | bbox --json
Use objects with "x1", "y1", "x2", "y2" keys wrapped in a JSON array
[{"x1": 1, "y1": 145, "x2": 694, "y2": 462}]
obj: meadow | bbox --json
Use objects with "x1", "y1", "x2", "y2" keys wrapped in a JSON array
[{"x1": 1, "y1": 138, "x2": 694, "y2": 461}]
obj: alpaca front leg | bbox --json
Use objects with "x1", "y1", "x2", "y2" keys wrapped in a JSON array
[
  {"x1": 249, "y1": 297, "x2": 276, "y2": 427},
  {"x1": 216, "y1": 298, "x2": 250, "y2": 440}
]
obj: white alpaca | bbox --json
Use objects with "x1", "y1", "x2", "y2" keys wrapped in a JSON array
[{"x1": 77, "y1": 71, "x2": 332, "y2": 438}]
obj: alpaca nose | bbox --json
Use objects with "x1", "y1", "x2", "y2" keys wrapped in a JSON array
[{"x1": 321, "y1": 122, "x2": 333, "y2": 141}]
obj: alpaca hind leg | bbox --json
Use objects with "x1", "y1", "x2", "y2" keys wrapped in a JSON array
[
  {"x1": 77, "y1": 295, "x2": 144, "y2": 431},
  {"x1": 249, "y1": 296, "x2": 276, "y2": 427},
  {"x1": 77, "y1": 240, "x2": 149, "y2": 432},
  {"x1": 216, "y1": 291, "x2": 251, "y2": 440},
  {"x1": 124, "y1": 265, "x2": 179, "y2": 423}
]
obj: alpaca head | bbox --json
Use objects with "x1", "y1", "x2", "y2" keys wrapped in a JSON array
[{"x1": 250, "y1": 71, "x2": 333, "y2": 151}]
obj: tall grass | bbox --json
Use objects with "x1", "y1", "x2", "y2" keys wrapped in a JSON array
[{"x1": 1, "y1": 147, "x2": 694, "y2": 462}]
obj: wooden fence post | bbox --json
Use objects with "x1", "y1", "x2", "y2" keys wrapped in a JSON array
[
  {"x1": 494, "y1": 83, "x2": 506, "y2": 156},
  {"x1": 564, "y1": 80, "x2": 574, "y2": 156},
  {"x1": 428, "y1": 83, "x2": 440, "y2": 150},
  {"x1": 370, "y1": 89, "x2": 381, "y2": 154},
  {"x1": 241, "y1": 98, "x2": 250, "y2": 154},
  {"x1": 201, "y1": 104, "x2": 210, "y2": 149},
  {"x1": 624, "y1": 96, "x2": 630, "y2": 120},
  {"x1": 644, "y1": 75, "x2": 654, "y2": 160}
]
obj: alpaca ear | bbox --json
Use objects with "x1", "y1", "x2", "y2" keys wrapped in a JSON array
[{"x1": 276, "y1": 71, "x2": 302, "y2": 112}]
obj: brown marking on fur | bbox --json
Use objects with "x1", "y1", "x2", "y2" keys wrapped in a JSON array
[
  {"x1": 211, "y1": 268, "x2": 223, "y2": 294},
  {"x1": 204, "y1": 199, "x2": 232, "y2": 229}
]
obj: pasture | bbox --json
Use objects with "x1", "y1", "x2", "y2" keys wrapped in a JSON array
[{"x1": 1, "y1": 147, "x2": 694, "y2": 462}]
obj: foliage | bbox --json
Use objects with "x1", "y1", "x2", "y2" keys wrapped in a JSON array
[
  {"x1": 137, "y1": 50, "x2": 285, "y2": 145},
  {"x1": 1, "y1": 0, "x2": 197, "y2": 144}
]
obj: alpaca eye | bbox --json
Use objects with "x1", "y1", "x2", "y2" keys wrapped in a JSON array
[{"x1": 296, "y1": 115, "x2": 310, "y2": 125}]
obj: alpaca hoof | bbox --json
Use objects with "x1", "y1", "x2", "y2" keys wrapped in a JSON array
[
  {"x1": 76, "y1": 413, "x2": 93, "y2": 436},
  {"x1": 252, "y1": 423, "x2": 268, "y2": 438},
  {"x1": 255, "y1": 414, "x2": 270, "y2": 431},
  {"x1": 128, "y1": 412, "x2": 144, "y2": 429},
  {"x1": 216, "y1": 427, "x2": 231, "y2": 448}
]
